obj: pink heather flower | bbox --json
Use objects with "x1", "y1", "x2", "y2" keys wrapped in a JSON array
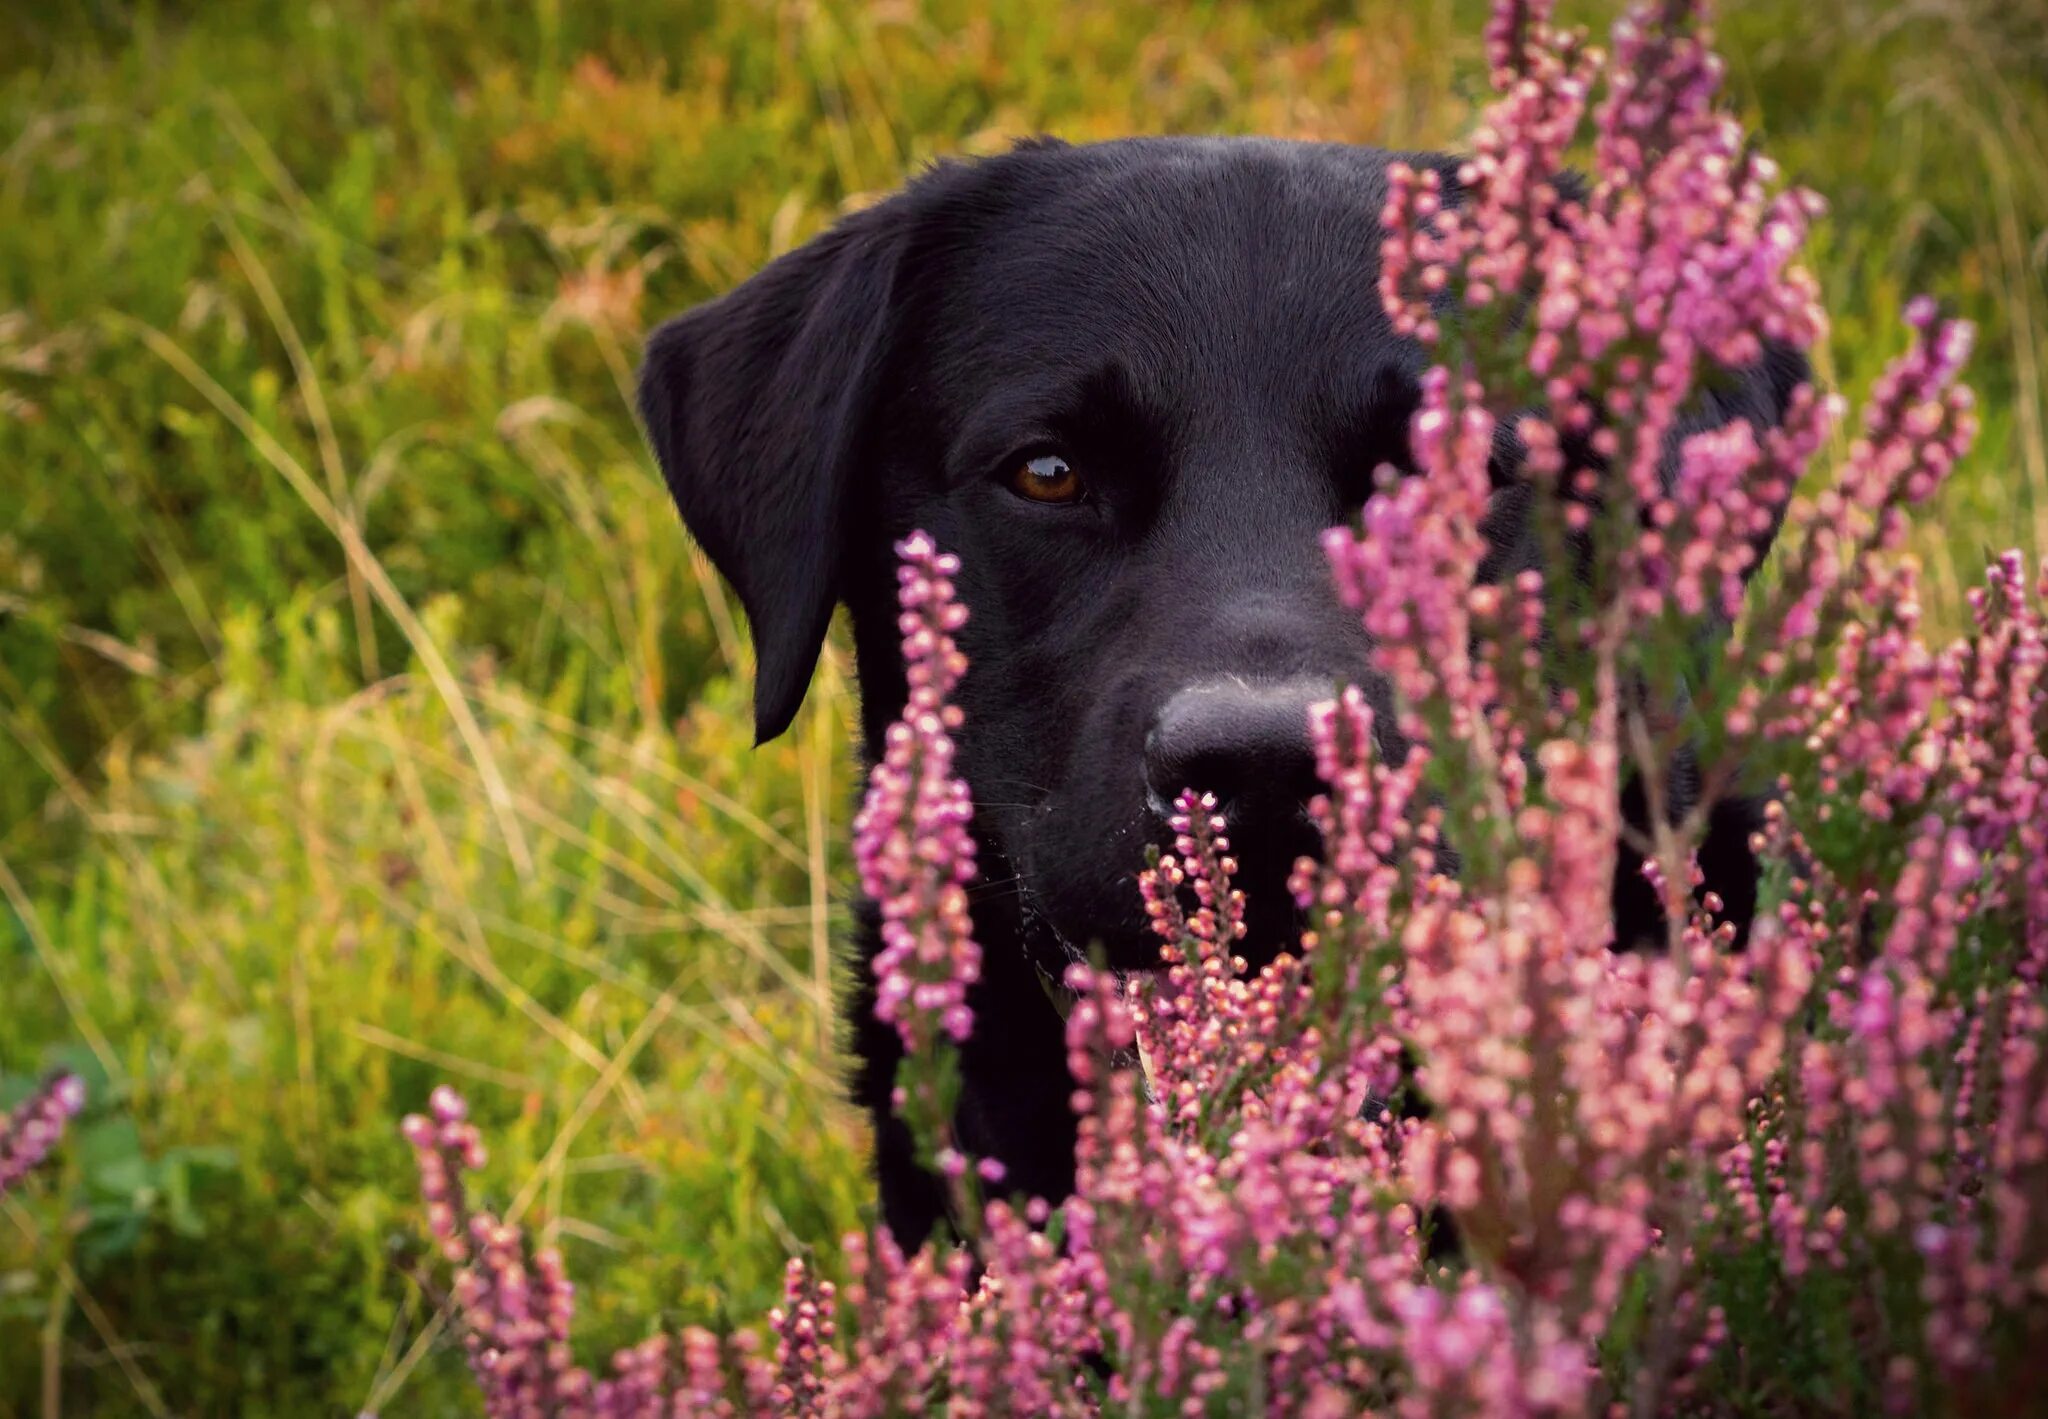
[
  {"x1": 0, "y1": 1072, "x2": 85, "y2": 1197},
  {"x1": 852, "y1": 531, "x2": 982, "y2": 1055},
  {"x1": 1381, "y1": 0, "x2": 1830, "y2": 686},
  {"x1": 834, "y1": 1229, "x2": 976, "y2": 1418},
  {"x1": 398, "y1": 1094, "x2": 611, "y2": 1415},
  {"x1": 769, "y1": 1258, "x2": 838, "y2": 1414},
  {"x1": 1302, "y1": 687, "x2": 1430, "y2": 922},
  {"x1": 1748, "y1": 552, "x2": 2048, "y2": 1387},
  {"x1": 1130, "y1": 790, "x2": 1272, "y2": 1131},
  {"x1": 1390, "y1": 1276, "x2": 1590, "y2": 1417},
  {"x1": 398, "y1": 1086, "x2": 788, "y2": 1419},
  {"x1": 1323, "y1": 368, "x2": 1500, "y2": 751}
]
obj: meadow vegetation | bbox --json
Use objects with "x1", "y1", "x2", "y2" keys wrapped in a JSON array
[{"x1": 2, "y1": 1, "x2": 2045, "y2": 1411}]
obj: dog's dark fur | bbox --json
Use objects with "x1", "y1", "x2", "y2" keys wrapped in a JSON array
[{"x1": 637, "y1": 137, "x2": 1805, "y2": 1250}]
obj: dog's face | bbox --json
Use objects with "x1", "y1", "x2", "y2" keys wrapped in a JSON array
[
  {"x1": 637, "y1": 136, "x2": 1793, "y2": 971},
  {"x1": 893, "y1": 142, "x2": 1450, "y2": 967},
  {"x1": 642, "y1": 138, "x2": 1439, "y2": 968}
]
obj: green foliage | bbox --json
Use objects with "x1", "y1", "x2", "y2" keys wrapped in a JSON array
[
  {"x1": 0, "y1": 0, "x2": 2041, "y2": 1411},
  {"x1": 5, "y1": 595, "x2": 869, "y2": 1411}
]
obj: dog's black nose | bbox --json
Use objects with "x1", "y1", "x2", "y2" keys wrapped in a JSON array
[{"x1": 1144, "y1": 678, "x2": 1328, "y2": 828}]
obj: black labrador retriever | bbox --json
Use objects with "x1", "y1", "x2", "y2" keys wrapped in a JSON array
[{"x1": 636, "y1": 136, "x2": 1803, "y2": 1250}]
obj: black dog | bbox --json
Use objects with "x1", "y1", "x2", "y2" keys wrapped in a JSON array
[{"x1": 636, "y1": 137, "x2": 1803, "y2": 1249}]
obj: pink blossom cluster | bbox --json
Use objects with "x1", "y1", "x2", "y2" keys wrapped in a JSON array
[
  {"x1": 400, "y1": 547, "x2": 2045, "y2": 1416},
  {"x1": 400, "y1": 1086, "x2": 591, "y2": 1415},
  {"x1": 394, "y1": 1084, "x2": 787, "y2": 1418},
  {"x1": 1322, "y1": 368, "x2": 1500, "y2": 753},
  {"x1": 847, "y1": 530, "x2": 984, "y2": 1185},
  {"x1": 1376, "y1": 0, "x2": 1827, "y2": 648},
  {"x1": 1715, "y1": 548, "x2": 2048, "y2": 1404},
  {"x1": 1738, "y1": 296, "x2": 1978, "y2": 685},
  {"x1": 850, "y1": 532, "x2": 981, "y2": 1055},
  {"x1": 1394, "y1": 751, "x2": 1810, "y2": 1344},
  {"x1": 400, "y1": 2, "x2": 2048, "y2": 1413},
  {"x1": 0, "y1": 1071, "x2": 84, "y2": 1197}
]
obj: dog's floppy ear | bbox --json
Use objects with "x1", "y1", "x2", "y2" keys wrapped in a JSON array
[{"x1": 637, "y1": 200, "x2": 911, "y2": 744}]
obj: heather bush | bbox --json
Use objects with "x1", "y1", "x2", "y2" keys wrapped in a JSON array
[{"x1": 393, "y1": 4, "x2": 2045, "y2": 1413}]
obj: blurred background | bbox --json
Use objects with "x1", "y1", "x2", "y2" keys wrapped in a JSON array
[{"x1": 1, "y1": 0, "x2": 2043, "y2": 1411}]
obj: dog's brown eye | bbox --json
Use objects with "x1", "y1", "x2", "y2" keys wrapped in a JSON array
[{"x1": 1010, "y1": 453, "x2": 1083, "y2": 504}]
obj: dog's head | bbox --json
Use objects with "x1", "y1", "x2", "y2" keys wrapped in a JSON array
[{"x1": 638, "y1": 136, "x2": 1802, "y2": 970}]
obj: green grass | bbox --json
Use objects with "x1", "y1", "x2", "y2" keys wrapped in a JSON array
[{"x1": 1, "y1": 0, "x2": 2042, "y2": 1412}]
